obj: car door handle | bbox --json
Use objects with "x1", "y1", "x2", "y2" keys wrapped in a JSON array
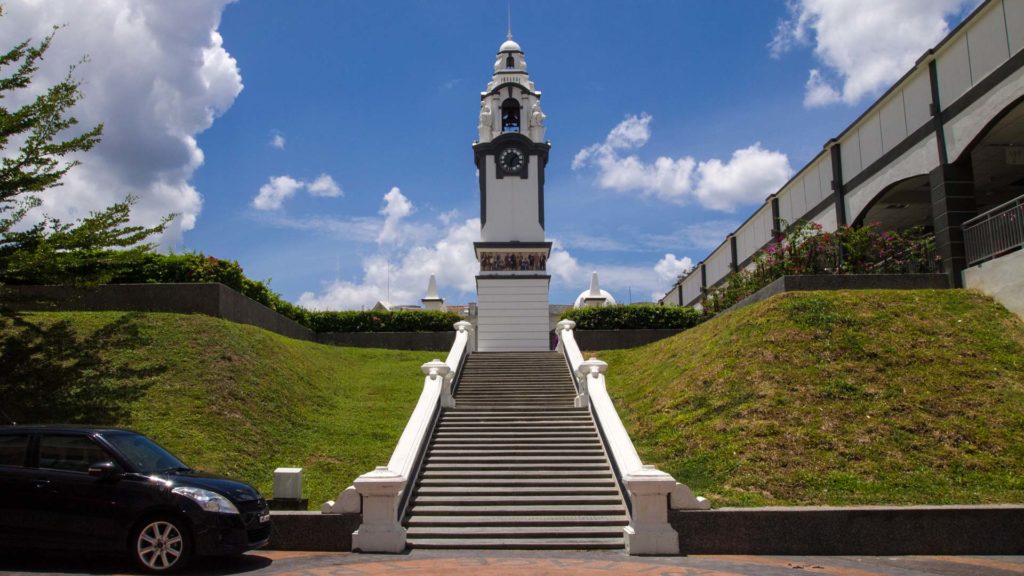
[{"x1": 32, "y1": 479, "x2": 51, "y2": 489}]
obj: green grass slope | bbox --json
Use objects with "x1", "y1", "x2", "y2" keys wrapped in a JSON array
[
  {"x1": 599, "y1": 290, "x2": 1024, "y2": 507},
  {"x1": 0, "y1": 311, "x2": 437, "y2": 509}
]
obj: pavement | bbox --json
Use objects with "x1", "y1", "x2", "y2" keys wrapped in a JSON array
[{"x1": 1, "y1": 549, "x2": 1023, "y2": 575}]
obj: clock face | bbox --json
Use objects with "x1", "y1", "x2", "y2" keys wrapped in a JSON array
[{"x1": 499, "y1": 147, "x2": 525, "y2": 173}]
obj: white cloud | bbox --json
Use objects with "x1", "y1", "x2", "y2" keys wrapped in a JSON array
[
  {"x1": 546, "y1": 241, "x2": 582, "y2": 286},
  {"x1": 574, "y1": 115, "x2": 792, "y2": 212},
  {"x1": 253, "y1": 176, "x2": 304, "y2": 211},
  {"x1": 803, "y1": 69, "x2": 842, "y2": 107},
  {"x1": 654, "y1": 253, "x2": 693, "y2": 283},
  {"x1": 251, "y1": 173, "x2": 345, "y2": 210},
  {"x1": 0, "y1": 1, "x2": 242, "y2": 246},
  {"x1": 270, "y1": 132, "x2": 286, "y2": 149},
  {"x1": 438, "y1": 209, "x2": 460, "y2": 226},
  {"x1": 297, "y1": 217, "x2": 480, "y2": 310},
  {"x1": 377, "y1": 186, "x2": 414, "y2": 245},
  {"x1": 307, "y1": 174, "x2": 343, "y2": 197},
  {"x1": 694, "y1": 143, "x2": 793, "y2": 212},
  {"x1": 771, "y1": 0, "x2": 980, "y2": 107}
]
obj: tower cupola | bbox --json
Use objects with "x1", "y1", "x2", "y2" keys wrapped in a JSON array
[{"x1": 478, "y1": 37, "x2": 545, "y2": 143}]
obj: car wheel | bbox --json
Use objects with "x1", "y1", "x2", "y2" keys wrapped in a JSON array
[{"x1": 132, "y1": 517, "x2": 192, "y2": 573}]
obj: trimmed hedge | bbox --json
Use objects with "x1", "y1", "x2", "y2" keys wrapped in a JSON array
[
  {"x1": 559, "y1": 303, "x2": 704, "y2": 330},
  {"x1": 308, "y1": 309, "x2": 463, "y2": 333}
]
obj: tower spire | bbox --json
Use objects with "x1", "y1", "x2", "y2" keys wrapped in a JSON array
[{"x1": 507, "y1": 0, "x2": 513, "y2": 40}]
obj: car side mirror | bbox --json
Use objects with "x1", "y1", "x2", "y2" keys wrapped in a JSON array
[{"x1": 88, "y1": 461, "x2": 120, "y2": 478}]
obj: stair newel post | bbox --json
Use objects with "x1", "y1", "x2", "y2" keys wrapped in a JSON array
[
  {"x1": 623, "y1": 466, "x2": 680, "y2": 555},
  {"x1": 351, "y1": 467, "x2": 407, "y2": 553}
]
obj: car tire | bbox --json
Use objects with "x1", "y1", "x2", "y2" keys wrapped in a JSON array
[{"x1": 131, "y1": 516, "x2": 192, "y2": 573}]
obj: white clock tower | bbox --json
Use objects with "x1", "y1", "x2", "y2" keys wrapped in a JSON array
[{"x1": 473, "y1": 36, "x2": 551, "y2": 352}]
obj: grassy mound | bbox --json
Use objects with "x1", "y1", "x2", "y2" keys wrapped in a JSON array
[
  {"x1": 599, "y1": 290, "x2": 1024, "y2": 507},
  {"x1": 0, "y1": 310, "x2": 437, "y2": 509}
]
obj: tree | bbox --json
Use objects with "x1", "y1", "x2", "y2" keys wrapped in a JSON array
[{"x1": 0, "y1": 18, "x2": 170, "y2": 288}]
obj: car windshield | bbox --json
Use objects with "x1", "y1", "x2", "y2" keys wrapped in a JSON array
[{"x1": 103, "y1": 432, "x2": 189, "y2": 474}]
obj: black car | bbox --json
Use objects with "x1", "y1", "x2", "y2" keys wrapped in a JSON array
[{"x1": 0, "y1": 426, "x2": 270, "y2": 572}]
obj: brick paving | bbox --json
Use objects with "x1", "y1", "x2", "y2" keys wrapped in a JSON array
[{"x1": 3, "y1": 549, "x2": 1023, "y2": 575}]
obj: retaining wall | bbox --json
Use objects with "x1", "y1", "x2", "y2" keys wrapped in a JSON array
[
  {"x1": 671, "y1": 505, "x2": 1024, "y2": 555},
  {"x1": 1, "y1": 284, "x2": 454, "y2": 350},
  {"x1": 263, "y1": 506, "x2": 1024, "y2": 553},
  {"x1": 317, "y1": 331, "x2": 454, "y2": 351},
  {"x1": 572, "y1": 329, "x2": 683, "y2": 351},
  {"x1": 267, "y1": 512, "x2": 360, "y2": 551},
  {"x1": 730, "y1": 274, "x2": 951, "y2": 312}
]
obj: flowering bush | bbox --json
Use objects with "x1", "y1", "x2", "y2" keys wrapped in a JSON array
[{"x1": 703, "y1": 221, "x2": 938, "y2": 313}]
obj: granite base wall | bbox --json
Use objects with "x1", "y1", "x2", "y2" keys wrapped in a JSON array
[
  {"x1": 572, "y1": 329, "x2": 683, "y2": 351},
  {"x1": 671, "y1": 506, "x2": 1024, "y2": 555},
  {"x1": 2, "y1": 284, "x2": 457, "y2": 350},
  {"x1": 316, "y1": 331, "x2": 454, "y2": 351},
  {"x1": 730, "y1": 273, "x2": 951, "y2": 313},
  {"x1": 267, "y1": 512, "x2": 360, "y2": 551},
  {"x1": 1, "y1": 283, "x2": 316, "y2": 341}
]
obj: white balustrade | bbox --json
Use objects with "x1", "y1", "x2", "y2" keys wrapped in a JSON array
[
  {"x1": 323, "y1": 321, "x2": 474, "y2": 554},
  {"x1": 554, "y1": 320, "x2": 709, "y2": 556}
]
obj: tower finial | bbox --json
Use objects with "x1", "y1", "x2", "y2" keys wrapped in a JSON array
[{"x1": 507, "y1": 0, "x2": 513, "y2": 40}]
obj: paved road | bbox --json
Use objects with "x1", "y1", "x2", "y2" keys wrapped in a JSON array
[{"x1": 2, "y1": 550, "x2": 1023, "y2": 575}]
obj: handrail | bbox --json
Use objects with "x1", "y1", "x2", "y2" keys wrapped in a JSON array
[
  {"x1": 329, "y1": 320, "x2": 474, "y2": 554},
  {"x1": 963, "y1": 194, "x2": 1024, "y2": 267},
  {"x1": 554, "y1": 319, "x2": 708, "y2": 555}
]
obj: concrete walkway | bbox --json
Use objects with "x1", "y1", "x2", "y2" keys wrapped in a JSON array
[{"x1": 2, "y1": 549, "x2": 1023, "y2": 575}]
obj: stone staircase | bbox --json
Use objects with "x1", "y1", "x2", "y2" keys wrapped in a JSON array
[{"x1": 404, "y1": 351, "x2": 628, "y2": 549}]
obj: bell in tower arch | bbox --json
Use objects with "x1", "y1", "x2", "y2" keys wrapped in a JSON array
[{"x1": 501, "y1": 98, "x2": 521, "y2": 133}]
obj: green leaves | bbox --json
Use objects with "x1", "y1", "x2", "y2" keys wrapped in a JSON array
[
  {"x1": 307, "y1": 310, "x2": 463, "y2": 333},
  {"x1": 0, "y1": 20, "x2": 167, "y2": 290},
  {"x1": 560, "y1": 303, "x2": 705, "y2": 330}
]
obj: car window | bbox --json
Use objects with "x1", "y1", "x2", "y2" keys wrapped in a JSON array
[
  {"x1": 0, "y1": 434, "x2": 30, "y2": 467},
  {"x1": 38, "y1": 434, "x2": 111, "y2": 473},
  {"x1": 103, "y1": 432, "x2": 187, "y2": 474}
]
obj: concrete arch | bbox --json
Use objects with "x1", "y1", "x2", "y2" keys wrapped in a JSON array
[{"x1": 851, "y1": 174, "x2": 933, "y2": 232}]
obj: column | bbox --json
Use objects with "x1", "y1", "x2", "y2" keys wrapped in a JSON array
[{"x1": 929, "y1": 161, "x2": 976, "y2": 287}]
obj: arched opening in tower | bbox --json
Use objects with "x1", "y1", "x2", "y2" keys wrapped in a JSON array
[{"x1": 501, "y1": 98, "x2": 520, "y2": 133}]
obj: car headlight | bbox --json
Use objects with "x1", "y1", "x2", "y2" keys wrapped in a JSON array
[{"x1": 171, "y1": 486, "x2": 240, "y2": 514}]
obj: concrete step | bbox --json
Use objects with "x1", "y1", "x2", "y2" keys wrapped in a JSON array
[
  {"x1": 421, "y1": 463, "x2": 612, "y2": 471},
  {"x1": 405, "y1": 537, "x2": 624, "y2": 550},
  {"x1": 425, "y1": 457, "x2": 608, "y2": 465},
  {"x1": 425, "y1": 446, "x2": 602, "y2": 455},
  {"x1": 435, "y1": 426, "x2": 597, "y2": 433},
  {"x1": 414, "y1": 486, "x2": 619, "y2": 496},
  {"x1": 408, "y1": 504, "x2": 627, "y2": 516},
  {"x1": 429, "y1": 442, "x2": 603, "y2": 449},
  {"x1": 406, "y1": 515, "x2": 628, "y2": 527},
  {"x1": 406, "y1": 526, "x2": 624, "y2": 538},
  {"x1": 434, "y1": 429, "x2": 598, "y2": 436},
  {"x1": 432, "y1": 436, "x2": 600, "y2": 443},
  {"x1": 412, "y1": 495, "x2": 623, "y2": 505},
  {"x1": 419, "y1": 470, "x2": 615, "y2": 479},
  {"x1": 415, "y1": 475, "x2": 614, "y2": 483}
]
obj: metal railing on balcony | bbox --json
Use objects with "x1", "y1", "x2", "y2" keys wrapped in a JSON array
[{"x1": 963, "y1": 194, "x2": 1024, "y2": 267}]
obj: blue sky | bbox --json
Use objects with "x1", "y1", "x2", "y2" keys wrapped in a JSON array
[{"x1": 2, "y1": 1, "x2": 979, "y2": 308}]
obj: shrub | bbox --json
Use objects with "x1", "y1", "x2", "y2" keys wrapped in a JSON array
[
  {"x1": 308, "y1": 309, "x2": 462, "y2": 333},
  {"x1": 702, "y1": 221, "x2": 938, "y2": 313},
  {"x1": 560, "y1": 303, "x2": 705, "y2": 330}
]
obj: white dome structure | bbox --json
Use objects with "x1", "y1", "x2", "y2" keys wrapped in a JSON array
[
  {"x1": 499, "y1": 39, "x2": 521, "y2": 52},
  {"x1": 574, "y1": 272, "x2": 617, "y2": 308}
]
